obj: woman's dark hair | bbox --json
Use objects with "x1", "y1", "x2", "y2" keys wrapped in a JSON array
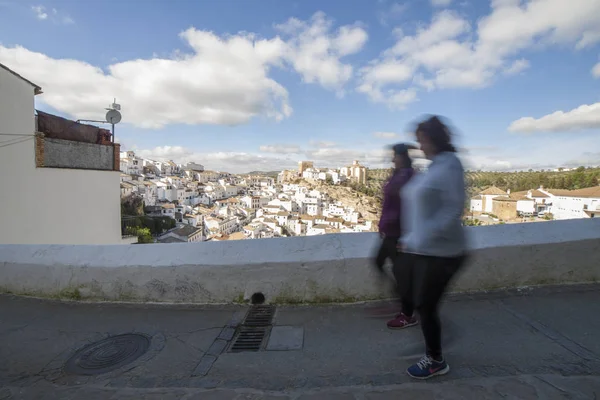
[
  {"x1": 416, "y1": 115, "x2": 456, "y2": 153},
  {"x1": 391, "y1": 143, "x2": 415, "y2": 168}
]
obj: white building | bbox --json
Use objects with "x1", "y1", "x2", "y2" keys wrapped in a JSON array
[
  {"x1": 543, "y1": 187, "x2": 600, "y2": 220},
  {"x1": 470, "y1": 186, "x2": 508, "y2": 213},
  {"x1": 157, "y1": 225, "x2": 203, "y2": 243},
  {"x1": 0, "y1": 63, "x2": 123, "y2": 245},
  {"x1": 340, "y1": 160, "x2": 367, "y2": 185},
  {"x1": 204, "y1": 215, "x2": 239, "y2": 236},
  {"x1": 186, "y1": 161, "x2": 204, "y2": 172}
]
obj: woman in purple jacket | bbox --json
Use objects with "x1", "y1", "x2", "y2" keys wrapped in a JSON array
[{"x1": 372, "y1": 143, "x2": 416, "y2": 314}]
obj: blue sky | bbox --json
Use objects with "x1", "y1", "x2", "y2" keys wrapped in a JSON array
[{"x1": 1, "y1": 0, "x2": 599, "y2": 172}]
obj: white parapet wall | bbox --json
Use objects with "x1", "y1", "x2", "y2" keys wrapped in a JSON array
[{"x1": 1, "y1": 219, "x2": 600, "y2": 304}]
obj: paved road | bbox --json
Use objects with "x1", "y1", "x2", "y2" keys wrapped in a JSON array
[{"x1": 1, "y1": 285, "x2": 600, "y2": 399}]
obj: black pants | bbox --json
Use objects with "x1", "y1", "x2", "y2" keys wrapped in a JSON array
[
  {"x1": 394, "y1": 252, "x2": 466, "y2": 360},
  {"x1": 374, "y1": 236, "x2": 399, "y2": 271},
  {"x1": 392, "y1": 251, "x2": 416, "y2": 317}
]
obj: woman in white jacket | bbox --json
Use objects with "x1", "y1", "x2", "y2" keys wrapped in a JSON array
[{"x1": 399, "y1": 115, "x2": 468, "y2": 380}]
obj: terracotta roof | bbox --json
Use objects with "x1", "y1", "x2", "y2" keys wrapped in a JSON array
[
  {"x1": 479, "y1": 186, "x2": 507, "y2": 195},
  {"x1": 544, "y1": 189, "x2": 573, "y2": 196},
  {"x1": 491, "y1": 196, "x2": 514, "y2": 202},
  {"x1": 0, "y1": 63, "x2": 42, "y2": 94},
  {"x1": 511, "y1": 195, "x2": 533, "y2": 201},
  {"x1": 566, "y1": 186, "x2": 600, "y2": 199},
  {"x1": 228, "y1": 232, "x2": 247, "y2": 241},
  {"x1": 510, "y1": 190, "x2": 529, "y2": 197},
  {"x1": 529, "y1": 189, "x2": 550, "y2": 198}
]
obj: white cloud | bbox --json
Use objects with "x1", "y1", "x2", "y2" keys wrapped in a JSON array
[
  {"x1": 308, "y1": 140, "x2": 336, "y2": 147},
  {"x1": 136, "y1": 146, "x2": 297, "y2": 173},
  {"x1": 259, "y1": 144, "x2": 301, "y2": 154},
  {"x1": 275, "y1": 11, "x2": 368, "y2": 93},
  {"x1": 0, "y1": 12, "x2": 366, "y2": 129},
  {"x1": 134, "y1": 135, "x2": 600, "y2": 173},
  {"x1": 378, "y1": 2, "x2": 409, "y2": 27},
  {"x1": 358, "y1": 0, "x2": 600, "y2": 107},
  {"x1": 460, "y1": 136, "x2": 600, "y2": 171},
  {"x1": 0, "y1": 34, "x2": 290, "y2": 129},
  {"x1": 592, "y1": 61, "x2": 600, "y2": 78},
  {"x1": 31, "y1": 5, "x2": 73, "y2": 24},
  {"x1": 31, "y1": 5, "x2": 47, "y2": 20},
  {"x1": 373, "y1": 132, "x2": 402, "y2": 139},
  {"x1": 133, "y1": 143, "x2": 395, "y2": 173},
  {"x1": 431, "y1": 0, "x2": 453, "y2": 6},
  {"x1": 503, "y1": 58, "x2": 530, "y2": 75},
  {"x1": 508, "y1": 103, "x2": 600, "y2": 133}
]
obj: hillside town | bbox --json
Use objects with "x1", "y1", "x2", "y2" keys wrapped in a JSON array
[
  {"x1": 469, "y1": 185, "x2": 600, "y2": 224},
  {"x1": 120, "y1": 152, "x2": 376, "y2": 243}
]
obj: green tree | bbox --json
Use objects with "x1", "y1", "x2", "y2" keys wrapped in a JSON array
[
  {"x1": 125, "y1": 226, "x2": 153, "y2": 243},
  {"x1": 121, "y1": 195, "x2": 144, "y2": 216}
]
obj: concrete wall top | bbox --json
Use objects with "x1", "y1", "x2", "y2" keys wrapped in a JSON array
[
  {"x1": 1, "y1": 219, "x2": 600, "y2": 268},
  {"x1": 43, "y1": 138, "x2": 114, "y2": 170}
]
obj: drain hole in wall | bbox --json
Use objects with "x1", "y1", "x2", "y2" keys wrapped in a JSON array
[{"x1": 250, "y1": 292, "x2": 265, "y2": 305}]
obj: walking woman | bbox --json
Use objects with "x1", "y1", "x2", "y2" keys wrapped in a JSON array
[
  {"x1": 399, "y1": 115, "x2": 468, "y2": 380},
  {"x1": 371, "y1": 143, "x2": 415, "y2": 316}
]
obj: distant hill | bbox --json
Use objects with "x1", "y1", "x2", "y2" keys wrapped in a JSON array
[
  {"x1": 244, "y1": 170, "x2": 280, "y2": 177},
  {"x1": 367, "y1": 167, "x2": 600, "y2": 193}
]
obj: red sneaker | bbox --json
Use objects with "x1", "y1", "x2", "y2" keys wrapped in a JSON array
[{"x1": 387, "y1": 313, "x2": 418, "y2": 329}]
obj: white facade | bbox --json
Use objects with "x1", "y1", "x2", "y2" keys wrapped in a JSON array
[
  {"x1": 470, "y1": 197, "x2": 483, "y2": 212},
  {"x1": 516, "y1": 199, "x2": 536, "y2": 215},
  {"x1": 204, "y1": 215, "x2": 239, "y2": 235},
  {"x1": 0, "y1": 65, "x2": 121, "y2": 245},
  {"x1": 550, "y1": 193, "x2": 600, "y2": 220}
]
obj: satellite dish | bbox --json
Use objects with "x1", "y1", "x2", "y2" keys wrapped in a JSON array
[{"x1": 106, "y1": 109, "x2": 122, "y2": 124}]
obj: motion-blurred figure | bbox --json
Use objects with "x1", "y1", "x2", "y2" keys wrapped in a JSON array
[
  {"x1": 369, "y1": 143, "x2": 415, "y2": 317},
  {"x1": 398, "y1": 115, "x2": 468, "y2": 380}
]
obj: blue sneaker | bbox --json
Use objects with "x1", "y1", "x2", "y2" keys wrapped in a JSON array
[{"x1": 406, "y1": 355, "x2": 450, "y2": 380}]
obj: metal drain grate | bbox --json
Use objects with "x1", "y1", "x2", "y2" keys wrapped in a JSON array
[
  {"x1": 243, "y1": 305, "x2": 276, "y2": 327},
  {"x1": 230, "y1": 326, "x2": 269, "y2": 352},
  {"x1": 64, "y1": 333, "x2": 151, "y2": 375}
]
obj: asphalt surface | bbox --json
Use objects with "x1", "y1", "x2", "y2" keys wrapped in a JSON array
[{"x1": 1, "y1": 284, "x2": 600, "y2": 399}]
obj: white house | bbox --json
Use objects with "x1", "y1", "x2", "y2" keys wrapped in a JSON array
[
  {"x1": 204, "y1": 215, "x2": 238, "y2": 236},
  {"x1": 157, "y1": 225, "x2": 203, "y2": 243},
  {"x1": 543, "y1": 187, "x2": 600, "y2": 220},
  {"x1": 0, "y1": 63, "x2": 122, "y2": 245},
  {"x1": 470, "y1": 186, "x2": 508, "y2": 213}
]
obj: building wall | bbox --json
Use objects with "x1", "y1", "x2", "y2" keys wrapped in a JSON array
[
  {"x1": 470, "y1": 199, "x2": 482, "y2": 212},
  {"x1": 483, "y1": 194, "x2": 499, "y2": 213},
  {"x1": 516, "y1": 200, "x2": 535, "y2": 214},
  {"x1": 552, "y1": 196, "x2": 599, "y2": 220},
  {"x1": 44, "y1": 138, "x2": 114, "y2": 170},
  {"x1": 492, "y1": 200, "x2": 517, "y2": 220},
  {"x1": 0, "y1": 68, "x2": 121, "y2": 245}
]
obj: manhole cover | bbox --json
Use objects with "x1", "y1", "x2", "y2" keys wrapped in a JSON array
[{"x1": 64, "y1": 333, "x2": 151, "y2": 375}]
